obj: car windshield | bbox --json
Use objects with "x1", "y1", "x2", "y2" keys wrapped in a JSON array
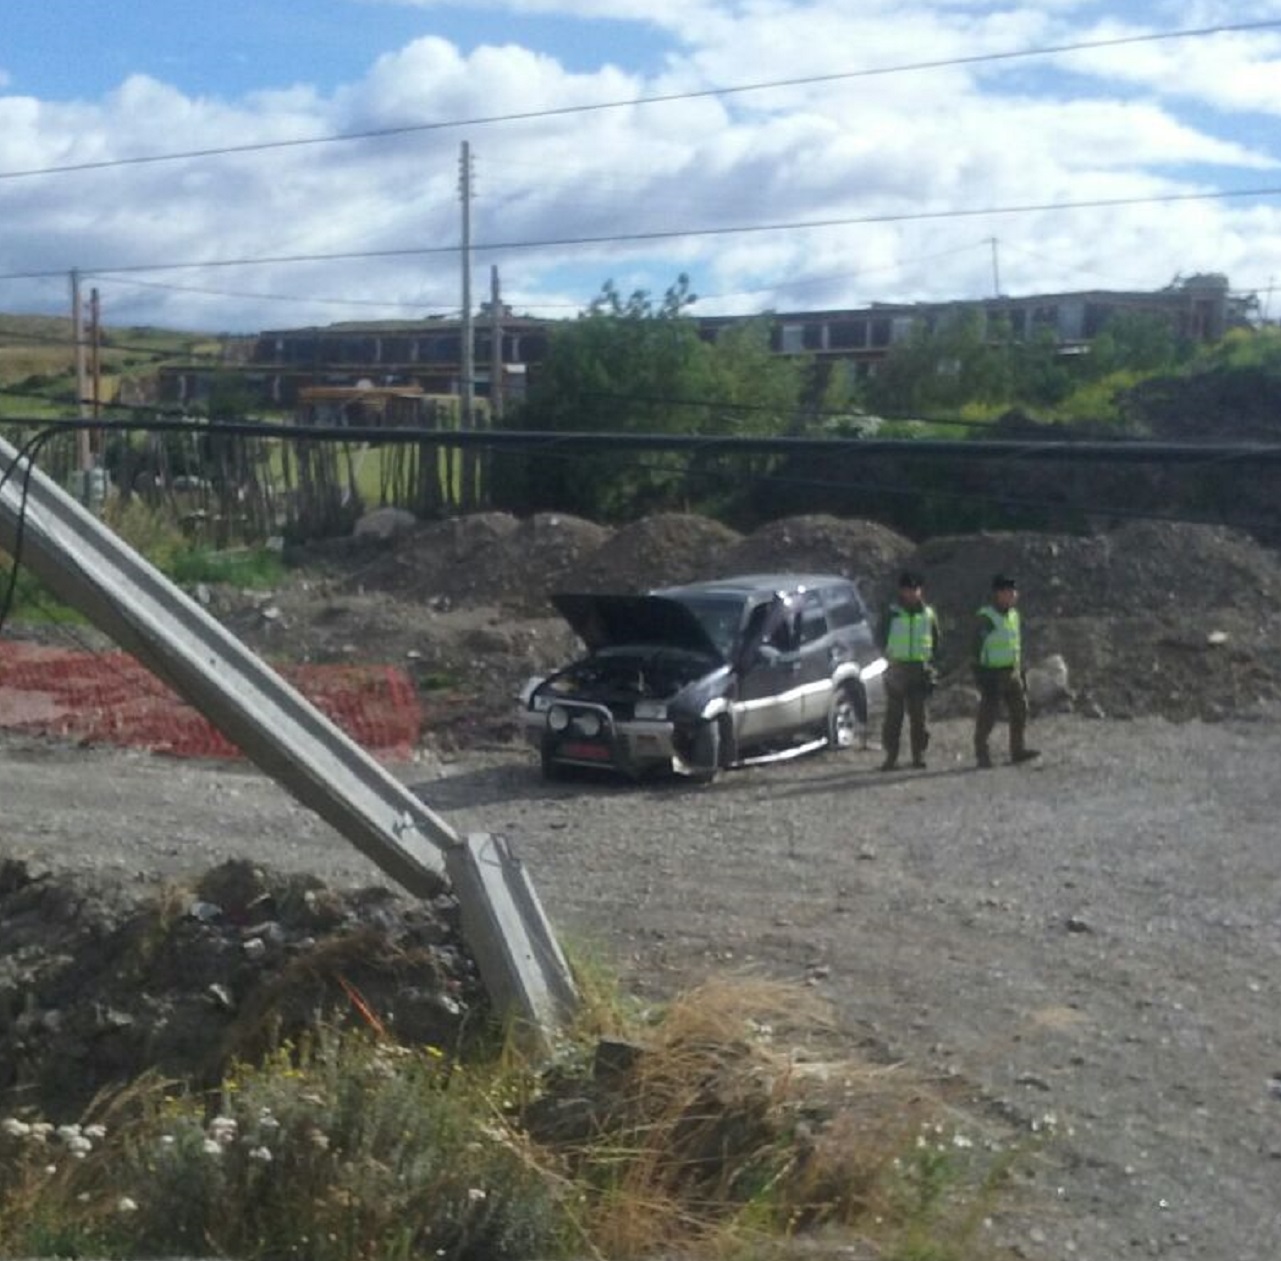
[{"x1": 670, "y1": 594, "x2": 745, "y2": 657}]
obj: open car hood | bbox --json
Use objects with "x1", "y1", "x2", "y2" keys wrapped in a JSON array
[{"x1": 551, "y1": 593, "x2": 724, "y2": 659}]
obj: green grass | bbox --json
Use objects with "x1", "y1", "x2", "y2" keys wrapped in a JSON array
[{"x1": 168, "y1": 546, "x2": 285, "y2": 588}]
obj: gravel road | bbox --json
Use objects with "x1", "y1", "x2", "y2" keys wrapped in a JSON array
[{"x1": 3, "y1": 713, "x2": 1280, "y2": 1261}]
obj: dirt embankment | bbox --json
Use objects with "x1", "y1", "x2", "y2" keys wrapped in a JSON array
[{"x1": 235, "y1": 509, "x2": 1281, "y2": 741}]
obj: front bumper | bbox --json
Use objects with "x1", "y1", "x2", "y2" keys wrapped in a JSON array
[{"x1": 521, "y1": 701, "x2": 678, "y2": 776}]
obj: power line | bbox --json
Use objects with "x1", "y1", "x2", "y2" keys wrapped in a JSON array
[
  {"x1": 0, "y1": 19, "x2": 1277, "y2": 183},
  {"x1": 1, "y1": 415, "x2": 1279, "y2": 466},
  {"x1": 100, "y1": 273, "x2": 459, "y2": 313},
  {"x1": 4, "y1": 182, "x2": 1280, "y2": 285}
]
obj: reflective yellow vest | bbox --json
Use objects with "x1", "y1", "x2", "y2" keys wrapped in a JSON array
[
  {"x1": 978, "y1": 605, "x2": 1021, "y2": 668},
  {"x1": 886, "y1": 603, "x2": 937, "y2": 663}
]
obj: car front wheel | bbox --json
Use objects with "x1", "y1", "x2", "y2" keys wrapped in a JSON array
[
  {"x1": 685, "y1": 718, "x2": 722, "y2": 784},
  {"x1": 826, "y1": 682, "x2": 867, "y2": 751}
]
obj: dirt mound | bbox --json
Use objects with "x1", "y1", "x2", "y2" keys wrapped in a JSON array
[
  {"x1": 0, "y1": 856, "x2": 481, "y2": 1121},
  {"x1": 560, "y1": 512, "x2": 743, "y2": 594},
  {"x1": 334, "y1": 511, "x2": 610, "y2": 612},
  {"x1": 718, "y1": 515, "x2": 916, "y2": 606},
  {"x1": 910, "y1": 521, "x2": 1281, "y2": 720}
]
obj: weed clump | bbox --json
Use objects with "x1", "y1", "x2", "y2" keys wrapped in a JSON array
[{"x1": 0, "y1": 976, "x2": 1039, "y2": 1260}]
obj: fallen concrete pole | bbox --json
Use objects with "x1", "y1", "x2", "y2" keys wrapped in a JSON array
[{"x1": 0, "y1": 433, "x2": 577, "y2": 1041}]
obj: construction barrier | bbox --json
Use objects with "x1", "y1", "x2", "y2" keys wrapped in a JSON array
[{"x1": 0, "y1": 641, "x2": 422, "y2": 760}]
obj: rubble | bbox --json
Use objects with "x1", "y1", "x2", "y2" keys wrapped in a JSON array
[{"x1": 0, "y1": 857, "x2": 482, "y2": 1121}]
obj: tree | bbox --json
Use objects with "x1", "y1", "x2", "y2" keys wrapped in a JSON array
[
  {"x1": 864, "y1": 309, "x2": 1013, "y2": 416},
  {"x1": 1088, "y1": 310, "x2": 1184, "y2": 376},
  {"x1": 493, "y1": 276, "x2": 812, "y2": 521}
]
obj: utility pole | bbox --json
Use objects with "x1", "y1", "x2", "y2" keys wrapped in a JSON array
[
  {"x1": 459, "y1": 141, "x2": 475, "y2": 508},
  {"x1": 988, "y1": 237, "x2": 1001, "y2": 298},
  {"x1": 489, "y1": 265, "x2": 504, "y2": 421},
  {"x1": 70, "y1": 269, "x2": 92, "y2": 472},
  {"x1": 90, "y1": 287, "x2": 102, "y2": 422}
]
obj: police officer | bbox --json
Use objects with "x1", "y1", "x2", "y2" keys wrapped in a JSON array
[
  {"x1": 878, "y1": 570, "x2": 941, "y2": 771},
  {"x1": 973, "y1": 573, "x2": 1040, "y2": 769}
]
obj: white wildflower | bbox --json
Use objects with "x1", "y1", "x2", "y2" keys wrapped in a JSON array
[
  {"x1": 67, "y1": 1135, "x2": 93, "y2": 1157},
  {"x1": 84, "y1": 1124, "x2": 107, "y2": 1140},
  {"x1": 248, "y1": 1145, "x2": 273, "y2": 1163},
  {"x1": 467, "y1": 1187, "x2": 488, "y2": 1203},
  {"x1": 202, "y1": 1139, "x2": 223, "y2": 1157},
  {"x1": 56, "y1": 1124, "x2": 82, "y2": 1142},
  {"x1": 117, "y1": 1197, "x2": 139, "y2": 1214},
  {"x1": 952, "y1": 1133, "x2": 974, "y2": 1149},
  {"x1": 209, "y1": 1115, "x2": 238, "y2": 1146},
  {"x1": 1, "y1": 1118, "x2": 31, "y2": 1138},
  {"x1": 31, "y1": 1122, "x2": 54, "y2": 1139}
]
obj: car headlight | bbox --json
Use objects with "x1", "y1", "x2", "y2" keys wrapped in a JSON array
[
  {"x1": 574, "y1": 711, "x2": 603, "y2": 737},
  {"x1": 547, "y1": 705, "x2": 570, "y2": 732},
  {"x1": 633, "y1": 700, "x2": 668, "y2": 721}
]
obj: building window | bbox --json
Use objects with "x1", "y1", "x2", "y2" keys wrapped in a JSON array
[{"x1": 779, "y1": 323, "x2": 805, "y2": 353}]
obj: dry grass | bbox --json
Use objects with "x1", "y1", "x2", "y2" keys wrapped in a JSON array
[{"x1": 0, "y1": 972, "x2": 1036, "y2": 1261}]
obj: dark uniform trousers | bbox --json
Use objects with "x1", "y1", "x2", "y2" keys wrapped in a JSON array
[
  {"x1": 883, "y1": 660, "x2": 931, "y2": 763},
  {"x1": 974, "y1": 666, "x2": 1029, "y2": 759}
]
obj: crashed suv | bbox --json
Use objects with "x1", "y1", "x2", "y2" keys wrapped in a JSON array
[{"x1": 518, "y1": 573, "x2": 887, "y2": 782}]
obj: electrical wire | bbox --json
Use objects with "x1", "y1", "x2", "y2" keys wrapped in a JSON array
[
  {"x1": 1, "y1": 19, "x2": 1277, "y2": 183},
  {"x1": 0, "y1": 427, "x2": 63, "y2": 635},
  {"x1": 5, "y1": 180, "x2": 1279, "y2": 285}
]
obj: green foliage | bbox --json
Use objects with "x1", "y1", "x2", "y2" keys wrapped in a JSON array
[
  {"x1": 1190, "y1": 324, "x2": 1281, "y2": 372},
  {"x1": 865, "y1": 310, "x2": 1015, "y2": 416},
  {"x1": 1049, "y1": 368, "x2": 1148, "y2": 425},
  {"x1": 1088, "y1": 310, "x2": 1187, "y2": 376},
  {"x1": 495, "y1": 276, "x2": 812, "y2": 521},
  {"x1": 167, "y1": 546, "x2": 284, "y2": 589}
]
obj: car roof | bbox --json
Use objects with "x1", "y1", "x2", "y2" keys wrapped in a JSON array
[{"x1": 652, "y1": 573, "x2": 854, "y2": 601}]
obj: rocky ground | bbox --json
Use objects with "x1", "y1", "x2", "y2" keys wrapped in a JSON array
[{"x1": 4, "y1": 508, "x2": 1281, "y2": 1259}]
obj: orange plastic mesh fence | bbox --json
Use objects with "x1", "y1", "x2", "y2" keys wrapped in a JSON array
[{"x1": 0, "y1": 641, "x2": 422, "y2": 760}]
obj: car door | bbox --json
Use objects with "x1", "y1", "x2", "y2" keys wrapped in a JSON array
[
  {"x1": 795, "y1": 589, "x2": 839, "y2": 727},
  {"x1": 734, "y1": 595, "x2": 806, "y2": 745},
  {"x1": 822, "y1": 581, "x2": 885, "y2": 715}
]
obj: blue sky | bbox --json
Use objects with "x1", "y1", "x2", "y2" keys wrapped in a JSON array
[
  {"x1": 2, "y1": 1, "x2": 672, "y2": 97},
  {"x1": 2, "y1": 0, "x2": 1281, "y2": 331}
]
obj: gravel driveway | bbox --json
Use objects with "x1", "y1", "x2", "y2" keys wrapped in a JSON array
[{"x1": 3, "y1": 713, "x2": 1279, "y2": 1261}]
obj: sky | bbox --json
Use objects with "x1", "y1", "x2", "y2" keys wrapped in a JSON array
[{"x1": 2, "y1": 0, "x2": 1281, "y2": 333}]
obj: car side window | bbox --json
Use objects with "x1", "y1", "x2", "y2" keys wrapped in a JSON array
[
  {"x1": 797, "y1": 592, "x2": 828, "y2": 645},
  {"x1": 745, "y1": 597, "x2": 798, "y2": 654},
  {"x1": 825, "y1": 585, "x2": 868, "y2": 629}
]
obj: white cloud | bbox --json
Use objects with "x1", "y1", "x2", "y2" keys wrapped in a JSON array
[{"x1": 1, "y1": 2, "x2": 1280, "y2": 332}]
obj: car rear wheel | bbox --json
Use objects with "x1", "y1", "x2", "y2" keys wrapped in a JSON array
[{"x1": 827, "y1": 682, "x2": 867, "y2": 751}]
